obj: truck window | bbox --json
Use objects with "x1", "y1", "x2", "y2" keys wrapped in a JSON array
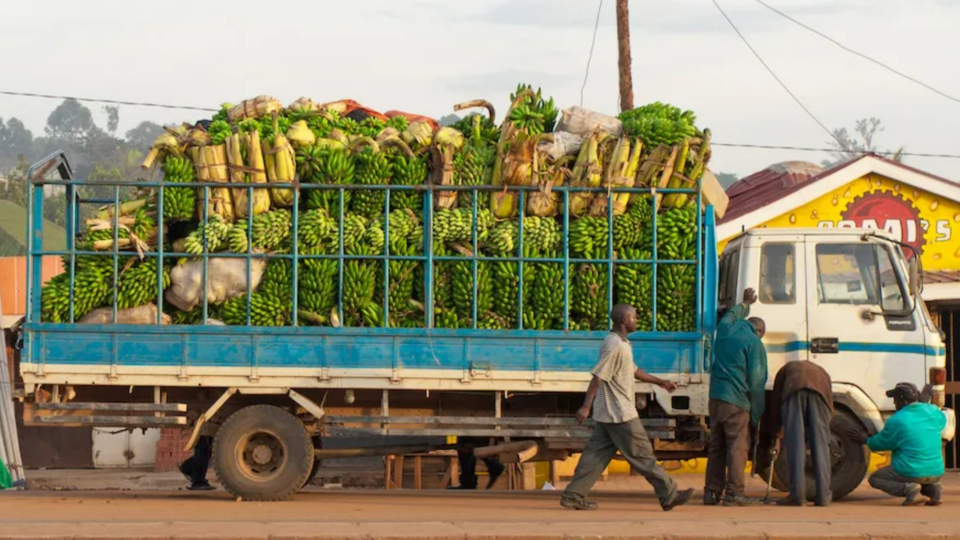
[
  {"x1": 760, "y1": 244, "x2": 795, "y2": 304},
  {"x1": 719, "y1": 247, "x2": 740, "y2": 309},
  {"x1": 815, "y1": 244, "x2": 880, "y2": 305},
  {"x1": 877, "y1": 246, "x2": 905, "y2": 312}
]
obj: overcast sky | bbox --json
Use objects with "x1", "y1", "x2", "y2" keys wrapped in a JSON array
[{"x1": 1, "y1": 0, "x2": 958, "y2": 180}]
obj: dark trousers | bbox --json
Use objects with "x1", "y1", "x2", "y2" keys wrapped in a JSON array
[
  {"x1": 561, "y1": 417, "x2": 677, "y2": 505},
  {"x1": 180, "y1": 435, "x2": 212, "y2": 486},
  {"x1": 869, "y1": 467, "x2": 942, "y2": 498},
  {"x1": 783, "y1": 390, "x2": 832, "y2": 505},
  {"x1": 705, "y1": 399, "x2": 750, "y2": 497},
  {"x1": 457, "y1": 449, "x2": 502, "y2": 489}
]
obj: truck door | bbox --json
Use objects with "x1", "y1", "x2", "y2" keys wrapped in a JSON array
[
  {"x1": 745, "y1": 238, "x2": 807, "y2": 380},
  {"x1": 804, "y1": 237, "x2": 925, "y2": 411}
]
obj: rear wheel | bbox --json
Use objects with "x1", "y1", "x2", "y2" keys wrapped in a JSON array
[
  {"x1": 764, "y1": 409, "x2": 869, "y2": 501},
  {"x1": 213, "y1": 405, "x2": 313, "y2": 501}
]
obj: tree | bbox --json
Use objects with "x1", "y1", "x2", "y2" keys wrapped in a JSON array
[
  {"x1": 45, "y1": 98, "x2": 97, "y2": 143},
  {"x1": 125, "y1": 121, "x2": 164, "y2": 153},
  {"x1": 438, "y1": 114, "x2": 461, "y2": 127},
  {"x1": 823, "y1": 118, "x2": 904, "y2": 168},
  {"x1": 103, "y1": 106, "x2": 120, "y2": 135},
  {"x1": 715, "y1": 172, "x2": 738, "y2": 189},
  {"x1": 0, "y1": 118, "x2": 35, "y2": 169}
]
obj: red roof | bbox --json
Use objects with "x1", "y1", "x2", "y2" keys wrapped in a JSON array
[{"x1": 720, "y1": 154, "x2": 959, "y2": 225}]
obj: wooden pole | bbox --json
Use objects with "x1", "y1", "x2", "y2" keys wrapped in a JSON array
[{"x1": 616, "y1": 0, "x2": 634, "y2": 111}]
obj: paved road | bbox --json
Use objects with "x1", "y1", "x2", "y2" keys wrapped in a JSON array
[{"x1": 1, "y1": 474, "x2": 958, "y2": 539}]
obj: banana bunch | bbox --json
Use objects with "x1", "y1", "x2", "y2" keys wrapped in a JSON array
[
  {"x1": 260, "y1": 257, "x2": 293, "y2": 307},
  {"x1": 116, "y1": 258, "x2": 171, "y2": 310},
  {"x1": 184, "y1": 215, "x2": 232, "y2": 255},
  {"x1": 343, "y1": 259, "x2": 381, "y2": 326},
  {"x1": 453, "y1": 114, "x2": 497, "y2": 208},
  {"x1": 507, "y1": 84, "x2": 558, "y2": 136},
  {"x1": 490, "y1": 260, "x2": 534, "y2": 328},
  {"x1": 662, "y1": 130, "x2": 711, "y2": 209},
  {"x1": 351, "y1": 145, "x2": 393, "y2": 218},
  {"x1": 612, "y1": 197, "x2": 651, "y2": 251},
  {"x1": 615, "y1": 247, "x2": 654, "y2": 332},
  {"x1": 657, "y1": 206, "x2": 698, "y2": 261},
  {"x1": 298, "y1": 209, "x2": 338, "y2": 248},
  {"x1": 571, "y1": 262, "x2": 609, "y2": 327},
  {"x1": 303, "y1": 147, "x2": 354, "y2": 214},
  {"x1": 485, "y1": 220, "x2": 520, "y2": 255},
  {"x1": 387, "y1": 245, "x2": 422, "y2": 327},
  {"x1": 298, "y1": 243, "x2": 338, "y2": 324},
  {"x1": 222, "y1": 293, "x2": 289, "y2": 326},
  {"x1": 41, "y1": 267, "x2": 111, "y2": 323},
  {"x1": 208, "y1": 120, "x2": 233, "y2": 146},
  {"x1": 432, "y1": 244, "x2": 460, "y2": 329},
  {"x1": 569, "y1": 216, "x2": 609, "y2": 259},
  {"x1": 452, "y1": 260, "x2": 494, "y2": 327},
  {"x1": 590, "y1": 137, "x2": 643, "y2": 217},
  {"x1": 526, "y1": 248, "x2": 564, "y2": 330},
  {"x1": 619, "y1": 102, "x2": 698, "y2": 148},
  {"x1": 358, "y1": 117, "x2": 386, "y2": 138},
  {"x1": 160, "y1": 155, "x2": 197, "y2": 222},
  {"x1": 523, "y1": 217, "x2": 562, "y2": 254},
  {"x1": 389, "y1": 151, "x2": 428, "y2": 212},
  {"x1": 251, "y1": 209, "x2": 293, "y2": 251},
  {"x1": 433, "y1": 208, "x2": 494, "y2": 244},
  {"x1": 386, "y1": 116, "x2": 409, "y2": 133},
  {"x1": 342, "y1": 214, "x2": 369, "y2": 255},
  {"x1": 656, "y1": 263, "x2": 695, "y2": 332}
]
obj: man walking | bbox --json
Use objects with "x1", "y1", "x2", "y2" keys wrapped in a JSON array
[
  {"x1": 704, "y1": 288, "x2": 768, "y2": 506},
  {"x1": 560, "y1": 304, "x2": 695, "y2": 511},
  {"x1": 762, "y1": 361, "x2": 833, "y2": 506},
  {"x1": 449, "y1": 437, "x2": 505, "y2": 490},
  {"x1": 849, "y1": 383, "x2": 946, "y2": 506}
]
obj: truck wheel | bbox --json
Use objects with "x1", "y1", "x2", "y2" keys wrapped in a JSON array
[
  {"x1": 766, "y1": 409, "x2": 869, "y2": 501},
  {"x1": 213, "y1": 405, "x2": 313, "y2": 501}
]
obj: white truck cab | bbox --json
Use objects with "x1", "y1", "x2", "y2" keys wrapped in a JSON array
[{"x1": 720, "y1": 228, "x2": 947, "y2": 498}]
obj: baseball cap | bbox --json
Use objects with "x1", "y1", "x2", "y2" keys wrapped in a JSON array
[{"x1": 886, "y1": 382, "x2": 920, "y2": 402}]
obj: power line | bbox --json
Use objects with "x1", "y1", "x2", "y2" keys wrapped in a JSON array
[
  {"x1": 710, "y1": 0, "x2": 851, "y2": 154},
  {"x1": 581, "y1": 0, "x2": 604, "y2": 107},
  {"x1": 0, "y1": 90, "x2": 217, "y2": 112},
  {"x1": 712, "y1": 142, "x2": 960, "y2": 159},
  {"x1": 753, "y1": 0, "x2": 960, "y2": 105}
]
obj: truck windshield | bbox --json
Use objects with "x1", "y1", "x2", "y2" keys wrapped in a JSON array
[{"x1": 814, "y1": 243, "x2": 907, "y2": 309}]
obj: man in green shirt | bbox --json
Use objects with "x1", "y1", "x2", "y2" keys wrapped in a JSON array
[
  {"x1": 849, "y1": 383, "x2": 946, "y2": 506},
  {"x1": 704, "y1": 288, "x2": 768, "y2": 506}
]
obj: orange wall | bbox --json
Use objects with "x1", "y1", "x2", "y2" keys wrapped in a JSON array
[{"x1": 0, "y1": 256, "x2": 63, "y2": 320}]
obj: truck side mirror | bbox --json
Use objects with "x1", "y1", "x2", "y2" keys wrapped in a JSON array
[{"x1": 908, "y1": 258, "x2": 920, "y2": 297}]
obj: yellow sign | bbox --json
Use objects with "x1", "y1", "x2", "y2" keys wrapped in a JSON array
[{"x1": 723, "y1": 173, "x2": 960, "y2": 271}]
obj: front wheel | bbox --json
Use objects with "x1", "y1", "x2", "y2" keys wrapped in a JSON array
[
  {"x1": 213, "y1": 405, "x2": 314, "y2": 501},
  {"x1": 763, "y1": 409, "x2": 869, "y2": 501}
]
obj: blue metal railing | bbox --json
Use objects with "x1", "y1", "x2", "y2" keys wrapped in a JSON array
[{"x1": 25, "y1": 153, "x2": 710, "y2": 336}]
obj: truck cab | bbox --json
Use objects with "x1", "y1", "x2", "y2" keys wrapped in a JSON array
[{"x1": 719, "y1": 228, "x2": 947, "y2": 498}]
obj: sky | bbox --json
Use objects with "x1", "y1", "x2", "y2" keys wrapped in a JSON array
[{"x1": 0, "y1": 0, "x2": 958, "y2": 180}]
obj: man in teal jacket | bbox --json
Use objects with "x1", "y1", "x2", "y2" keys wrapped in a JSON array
[
  {"x1": 850, "y1": 383, "x2": 946, "y2": 506},
  {"x1": 704, "y1": 288, "x2": 768, "y2": 506}
]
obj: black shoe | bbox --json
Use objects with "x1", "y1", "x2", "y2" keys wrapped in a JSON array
[
  {"x1": 486, "y1": 463, "x2": 505, "y2": 490},
  {"x1": 922, "y1": 484, "x2": 942, "y2": 506},
  {"x1": 560, "y1": 498, "x2": 599, "y2": 511},
  {"x1": 776, "y1": 497, "x2": 806, "y2": 507},
  {"x1": 177, "y1": 462, "x2": 193, "y2": 484},
  {"x1": 703, "y1": 490, "x2": 721, "y2": 506},
  {"x1": 662, "y1": 488, "x2": 695, "y2": 511},
  {"x1": 903, "y1": 488, "x2": 924, "y2": 506},
  {"x1": 187, "y1": 482, "x2": 215, "y2": 491},
  {"x1": 447, "y1": 484, "x2": 477, "y2": 490},
  {"x1": 723, "y1": 494, "x2": 761, "y2": 506}
]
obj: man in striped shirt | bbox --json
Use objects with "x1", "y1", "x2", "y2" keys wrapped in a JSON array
[{"x1": 560, "y1": 304, "x2": 695, "y2": 511}]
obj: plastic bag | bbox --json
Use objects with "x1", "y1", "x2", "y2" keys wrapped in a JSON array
[
  {"x1": 557, "y1": 106, "x2": 623, "y2": 139},
  {"x1": 78, "y1": 303, "x2": 171, "y2": 325},
  {"x1": 538, "y1": 131, "x2": 585, "y2": 161},
  {"x1": 166, "y1": 257, "x2": 267, "y2": 312}
]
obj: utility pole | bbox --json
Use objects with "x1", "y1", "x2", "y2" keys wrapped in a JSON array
[{"x1": 616, "y1": 0, "x2": 634, "y2": 111}]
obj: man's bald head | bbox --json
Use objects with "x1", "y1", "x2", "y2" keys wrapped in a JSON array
[{"x1": 611, "y1": 304, "x2": 637, "y2": 334}]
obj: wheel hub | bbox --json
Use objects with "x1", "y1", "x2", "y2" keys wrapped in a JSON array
[
  {"x1": 252, "y1": 444, "x2": 274, "y2": 465},
  {"x1": 237, "y1": 430, "x2": 287, "y2": 480}
]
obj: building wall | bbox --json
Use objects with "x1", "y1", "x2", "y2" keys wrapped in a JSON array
[{"x1": 0, "y1": 256, "x2": 63, "y2": 327}]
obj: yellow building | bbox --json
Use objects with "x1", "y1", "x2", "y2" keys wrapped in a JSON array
[{"x1": 718, "y1": 154, "x2": 960, "y2": 469}]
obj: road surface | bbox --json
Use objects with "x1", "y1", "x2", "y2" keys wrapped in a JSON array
[{"x1": 1, "y1": 473, "x2": 957, "y2": 539}]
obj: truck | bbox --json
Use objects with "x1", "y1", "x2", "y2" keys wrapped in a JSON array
[{"x1": 15, "y1": 152, "x2": 947, "y2": 501}]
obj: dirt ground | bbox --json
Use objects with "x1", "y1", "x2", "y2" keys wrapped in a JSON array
[{"x1": 1, "y1": 472, "x2": 958, "y2": 539}]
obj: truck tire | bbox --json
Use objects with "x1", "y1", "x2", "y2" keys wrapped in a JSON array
[
  {"x1": 213, "y1": 405, "x2": 313, "y2": 501},
  {"x1": 765, "y1": 409, "x2": 869, "y2": 501}
]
